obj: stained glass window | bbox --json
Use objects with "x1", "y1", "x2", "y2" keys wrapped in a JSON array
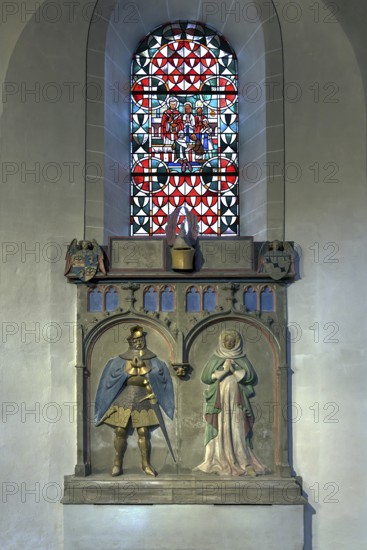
[{"x1": 131, "y1": 21, "x2": 238, "y2": 236}]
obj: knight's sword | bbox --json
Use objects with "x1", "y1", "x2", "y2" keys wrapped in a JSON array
[{"x1": 139, "y1": 393, "x2": 176, "y2": 463}]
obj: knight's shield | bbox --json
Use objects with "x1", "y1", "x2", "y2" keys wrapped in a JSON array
[
  {"x1": 70, "y1": 251, "x2": 98, "y2": 281},
  {"x1": 259, "y1": 242, "x2": 293, "y2": 280}
]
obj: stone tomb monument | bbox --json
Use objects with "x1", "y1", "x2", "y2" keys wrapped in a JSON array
[{"x1": 62, "y1": 236, "x2": 304, "y2": 505}]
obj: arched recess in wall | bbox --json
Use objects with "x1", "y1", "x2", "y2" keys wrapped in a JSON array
[{"x1": 85, "y1": 0, "x2": 285, "y2": 244}]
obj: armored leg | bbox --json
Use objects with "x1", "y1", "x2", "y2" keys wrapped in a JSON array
[
  {"x1": 137, "y1": 426, "x2": 157, "y2": 477},
  {"x1": 112, "y1": 427, "x2": 127, "y2": 476}
]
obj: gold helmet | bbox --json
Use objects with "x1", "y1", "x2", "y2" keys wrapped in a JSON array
[{"x1": 127, "y1": 325, "x2": 146, "y2": 343}]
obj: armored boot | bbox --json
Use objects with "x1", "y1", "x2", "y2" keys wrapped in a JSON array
[
  {"x1": 137, "y1": 426, "x2": 156, "y2": 477},
  {"x1": 112, "y1": 427, "x2": 127, "y2": 476}
]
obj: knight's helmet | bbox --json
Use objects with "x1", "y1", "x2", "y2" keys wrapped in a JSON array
[
  {"x1": 171, "y1": 232, "x2": 195, "y2": 271},
  {"x1": 127, "y1": 325, "x2": 146, "y2": 345}
]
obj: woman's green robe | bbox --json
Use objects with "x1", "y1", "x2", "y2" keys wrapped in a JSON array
[{"x1": 201, "y1": 354, "x2": 257, "y2": 446}]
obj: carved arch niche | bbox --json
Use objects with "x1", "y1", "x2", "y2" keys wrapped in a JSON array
[
  {"x1": 182, "y1": 317, "x2": 282, "y2": 474},
  {"x1": 86, "y1": 317, "x2": 177, "y2": 476}
]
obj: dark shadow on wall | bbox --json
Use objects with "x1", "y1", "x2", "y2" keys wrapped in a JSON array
[{"x1": 303, "y1": 491, "x2": 316, "y2": 550}]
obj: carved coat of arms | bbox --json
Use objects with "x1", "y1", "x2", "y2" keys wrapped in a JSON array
[
  {"x1": 64, "y1": 239, "x2": 107, "y2": 282},
  {"x1": 259, "y1": 241, "x2": 294, "y2": 280}
]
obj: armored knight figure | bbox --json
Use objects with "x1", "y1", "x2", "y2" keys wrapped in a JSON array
[{"x1": 94, "y1": 326, "x2": 175, "y2": 477}]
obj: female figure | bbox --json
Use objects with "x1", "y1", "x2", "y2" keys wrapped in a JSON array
[
  {"x1": 195, "y1": 329, "x2": 265, "y2": 476},
  {"x1": 200, "y1": 118, "x2": 214, "y2": 152}
]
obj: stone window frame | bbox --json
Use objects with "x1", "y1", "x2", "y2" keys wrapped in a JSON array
[{"x1": 85, "y1": 0, "x2": 285, "y2": 244}]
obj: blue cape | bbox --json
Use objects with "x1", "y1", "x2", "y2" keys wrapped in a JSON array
[{"x1": 94, "y1": 355, "x2": 174, "y2": 426}]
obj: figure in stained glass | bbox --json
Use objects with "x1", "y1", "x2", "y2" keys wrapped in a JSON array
[
  {"x1": 194, "y1": 101, "x2": 206, "y2": 135},
  {"x1": 190, "y1": 133, "x2": 205, "y2": 162},
  {"x1": 200, "y1": 118, "x2": 214, "y2": 152},
  {"x1": 173, "y1": 131, "x2": 192, "y2": 173},
  {"x1": 161, "y1": 97, "x2": 183, "y2": 144},
  {"x1": 183, "y1": 102, "x2": 195, "y2": 143}
]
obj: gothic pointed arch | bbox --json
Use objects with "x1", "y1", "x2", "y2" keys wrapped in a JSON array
[{"x1": 85, "y1": 0, "x2": 285, "y2": 243}]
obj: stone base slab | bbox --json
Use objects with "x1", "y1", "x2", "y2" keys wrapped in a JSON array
[{"x1": 62, "y1": 474, "x2": 305, "y2": 505}]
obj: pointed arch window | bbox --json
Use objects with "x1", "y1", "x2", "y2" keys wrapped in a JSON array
[
  {"x1": 244, "y1": 287, "x2": 257, "y2": 312},
  {"x1": 131, "y1": 21, "x2": 238, "y2": 237},
  {"x1": 160, "y1": 285, "x2": 175, "y2": 312},
  {"x1": 105, "y1": 287, "x2": 118, "y2": 312},
  {"x1": 203, "y1": 286, "x2": 217, "y2": 312},
  {"x1": 260, "y1": 286, "x2": 274, "y2": 312},
  {"x1": 88, "y1": 288, "x2": 103, "y2": 312},
  {"x1": 143, "y1": 286, "x2": 158, "y2": 312},
  {"x1": 186, "y1": 286, "x2": 201, "y2": 312}
]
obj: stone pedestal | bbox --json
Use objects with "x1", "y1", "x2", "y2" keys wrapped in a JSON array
[{"x1": 63, "y1": 504, "x2": 304, "y2": 550}]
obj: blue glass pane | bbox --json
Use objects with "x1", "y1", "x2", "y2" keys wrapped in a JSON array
[
  {"x1": 203, "y1": 288, "x2": 216, "y2": 312},
  {"x1": 186, "y1": 287, "x2": 201, "y2": 312},
  {"x1": 244, "y1": 288, "x2": 257, "y2": 312},
  {"x1": 261, "y1": 288, "x2": 274, "y2": 312},
  {"x1": 88, "y1": 289, "x2": 102, "y2": 312},
  {"x1": 144, "y1": 287, "x2": 158, "y2": 311},
  {"x1": 106, "y1": 288, "x2": 118, "y2": 312},
  {"x1": 161, "y1": 287, "x2": 174, "y2": 312}
]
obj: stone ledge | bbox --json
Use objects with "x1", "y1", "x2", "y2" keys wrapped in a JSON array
[{"x1": 62, "y1": 474, "x2": 305, "y2": 505}]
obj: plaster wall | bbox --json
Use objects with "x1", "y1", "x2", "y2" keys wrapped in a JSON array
[
  {"x1": 0, "y1": 1, "x2": 88, "y2": 546},
  {"x1": 280, "y1": 1, "x2": 367, "y2": 548},
  {"x1": 0, "y1": 1, "x2": 366, "y2": 549}
]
